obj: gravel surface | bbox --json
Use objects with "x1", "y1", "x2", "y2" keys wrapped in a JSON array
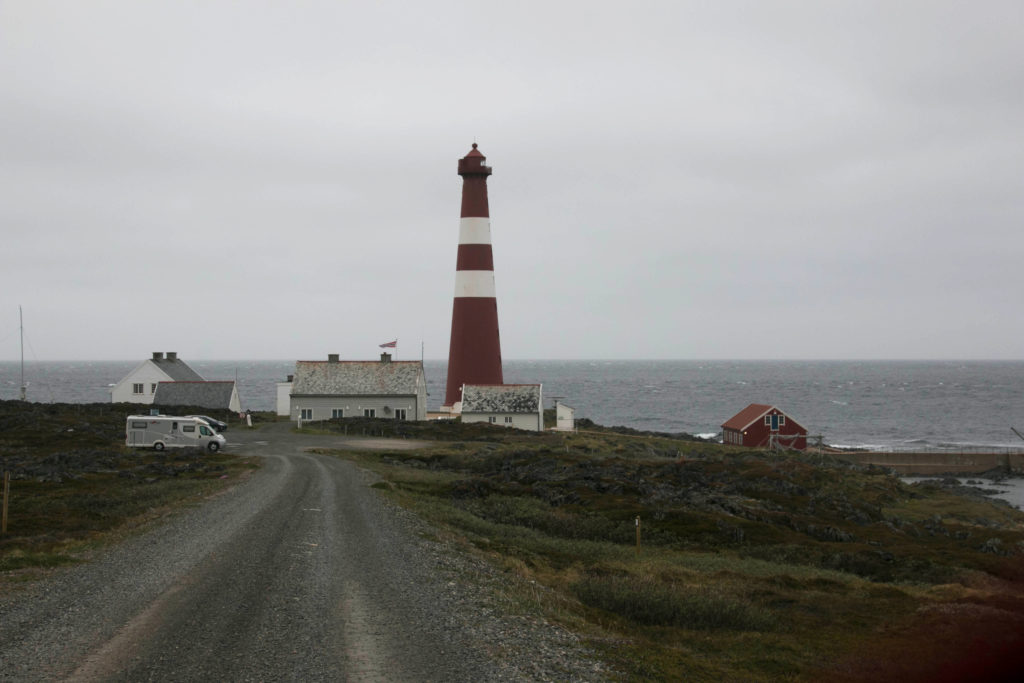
[{"x1": 0, "y1": 424, "x2": 609, "y2": 681}]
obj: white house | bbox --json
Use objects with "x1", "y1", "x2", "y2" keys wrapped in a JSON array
[
  {"x1": 153, "y1": 381, "x2": 242, "y2": 413},
  {"x1": 461, "y1": 384, "x2": 543, "y2": 432},
  {"x1": 110, "y1": 352, "x2": 204, "y2": 404},
  {"x1": 289, "y1": 353, "x2": 427, "y2": 422}
]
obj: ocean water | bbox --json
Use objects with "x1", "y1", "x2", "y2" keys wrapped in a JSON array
[{"x1": 2, "y1": 359, "x2": 1023, "y2": 452}]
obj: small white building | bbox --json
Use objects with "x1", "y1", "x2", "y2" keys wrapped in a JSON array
[
  {"x1": 276, "y1": 374, "x2": 293, "y2": 417},
  {"x1": 555, "y1": 400, "x2": 576, "y2": 432},
  {"x1": 461, "y1": 384, "x2": 543, "y2": 432},
  {"x1": 153, "y1": 380, "x2": 242, "y2": 413},
  {"x1": 290, "y1": 353, "x2": 427, "y2": 422},
  {"x1": 110, "y1": 352, "x2": 204, "y2": 404}
]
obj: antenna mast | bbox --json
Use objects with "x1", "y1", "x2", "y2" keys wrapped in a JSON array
[{"x1": 19, "y1": 305, "x2": 26, "y2": 401}]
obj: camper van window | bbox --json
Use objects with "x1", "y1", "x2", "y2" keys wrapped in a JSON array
[
  {"x1": 131, "y1": 421, "x2": 147, "y2": 429},
  {"x1": 172, "y1": 422, "x2": 178, "y2": 430},
  {"x1": 200, "y1": 426, "x2": 212, "y2": 436},
  {"x1": 183, "y1": 425, "x2": 196, "y2": 433}
]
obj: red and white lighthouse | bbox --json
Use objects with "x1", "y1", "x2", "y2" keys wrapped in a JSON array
[{"x1": 443, "y1": 143, "x2": 504, "y2": 411}]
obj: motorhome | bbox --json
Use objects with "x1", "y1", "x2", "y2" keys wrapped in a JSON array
[{"x1": 126, "y1": 415, "x2": 227, "y2": 452}]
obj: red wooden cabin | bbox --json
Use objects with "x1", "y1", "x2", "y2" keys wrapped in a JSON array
[{"x1": 721, "y1": 404, "x2": 807, "y2": 450}]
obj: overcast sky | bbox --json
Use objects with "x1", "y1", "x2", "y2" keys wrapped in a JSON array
[{"x1": 2, "y1": 1, "x2": 1022, "y2": 361}]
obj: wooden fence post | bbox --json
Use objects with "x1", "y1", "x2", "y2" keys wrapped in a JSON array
[{"x1": 2, "y1": 471, "x2": 10, "y2": 535}]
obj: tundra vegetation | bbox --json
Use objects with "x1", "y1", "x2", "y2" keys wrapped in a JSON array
[
  {"x1": 310, "y1": 416, "x2": 1024, "y2": 682},
  {"x1": 0, "y1": 400, "x2": 257, "y2": 579}
]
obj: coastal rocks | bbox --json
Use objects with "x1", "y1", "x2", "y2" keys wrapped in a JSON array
[
  {"x1": 805, "y1": 524, "x2": 855, "y2": 543},
  {"x1": 980, "y1": 537, "x2": 1006, "y2": 555}
]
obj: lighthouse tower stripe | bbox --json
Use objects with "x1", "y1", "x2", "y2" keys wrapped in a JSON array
[
  {"x1": 445, "y1": 143, "x2": 503, "y2": 409},
  {"x1": 458, "y1": 217, "x2": 492, "y2": 244},
  {"x1": 454, "y1": 271, "x2": 496, "y2": 298},
  {"x1": 456, "y1": 244, "x2": 494, "y2": 271}
]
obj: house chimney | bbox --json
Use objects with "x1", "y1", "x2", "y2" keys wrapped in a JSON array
[
  {"x1": 380, "y1": 352, "x2": 392, "y2": 363},
  {"x1": 167, "y1": 352, "x2": 177, "y2": 361},
  {"x1": 328, "y1": 354, "x2": 339, "y2": 363},
  {"x1": 152, "y1": 352, "x2": 164, "y2": 360}
]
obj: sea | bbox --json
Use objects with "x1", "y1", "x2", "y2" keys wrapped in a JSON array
[{"x1": 2, "y1": 359, "x2": 1023, "y2": 454}]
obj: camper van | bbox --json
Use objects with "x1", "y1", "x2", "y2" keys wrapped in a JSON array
[{"x1": 126, "y1": 415, "x2": 227, "y2": 452}]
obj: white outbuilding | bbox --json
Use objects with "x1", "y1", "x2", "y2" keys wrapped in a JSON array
[
  {"x1": 276, "y1": 374, "x2": 293, "y2": 417},
  {"x1": 110, "y1": 352, "x2": 204, "y2": 404},
  {"x1": 555, "y1": 400, "x2": 576, "y2": 432},
  {"x1": 460, "y1": 384, "x2": 543, "y2": 432}
]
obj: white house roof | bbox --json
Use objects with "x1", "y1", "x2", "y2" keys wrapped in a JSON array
[
  {"x1": 291, "y1": 360, "x2": 423, "y2": 396},
  {"x1": 154, "y1": 381, "x2": 236, "y2": 409},
  {"x1": 462, "y1": 384, "x2": 541, "y2": 414}
]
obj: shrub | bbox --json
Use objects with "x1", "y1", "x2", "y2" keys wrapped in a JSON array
[{"x1": 572, "y1": 574, "x2": 776, "y2": 631}]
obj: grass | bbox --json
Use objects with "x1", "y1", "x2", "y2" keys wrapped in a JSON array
[
  {"x1": 0, "y1": 400, "x2": 259, "y2": 580},
  {"x1": 321, "y1": 421, "x2": 1024, "y2": 681}
]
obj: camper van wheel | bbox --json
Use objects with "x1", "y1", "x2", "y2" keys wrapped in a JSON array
[
  {"x1": 207, "y1": 442, "x2": 220, "y2": 453},
  {"x1": 154, "y1": 442, "x2": 165, "y2": 452}
]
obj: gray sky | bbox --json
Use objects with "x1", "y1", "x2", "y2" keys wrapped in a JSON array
[{"x1": 2, "y1": 0, "x2": 1022, "y2": 361}]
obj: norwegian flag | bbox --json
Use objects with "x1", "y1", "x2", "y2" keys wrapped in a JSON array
[{"x1": 379, "y1": 340, "x2": 397, "y2": 348}]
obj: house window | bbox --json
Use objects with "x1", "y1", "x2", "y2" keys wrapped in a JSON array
[
  {"x1": 504, "y1": 416, "x2": 513, "y2": 424},
  {"x1": 779, "y1": 415, "x2": 786, "y2": 426},
  {"x1": 764, "y1": 415, "x2": 771, "y2": 426},
  {"x1": 300, "y1": 409, "x2": 313, "y2": 420},
  {"x1": 488, "y1": 416, "x2": 496, "y2": 423},
  {"x1": 332, "y1": 409, "x2": 344, "y2": 419},
  {"x1": 395, "y1": 409, "x2": 407, "y2": 420},
  {"x1": 133, "y1": 383, "x2": 144, "y2": 394},
  {"x1": 151, "y1": 383, "x2": 157, "y2": 394},
  {"x1": 364, "y1": 408, "x2": 376, "y2": 418}
]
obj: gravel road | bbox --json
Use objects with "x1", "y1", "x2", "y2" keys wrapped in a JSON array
[{"x1": 0, "y1": 424, "x2": 607, "y2": 681}]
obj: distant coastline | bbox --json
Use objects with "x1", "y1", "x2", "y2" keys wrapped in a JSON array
[{"x1": 2, "y1": 359, "x2": 1023, "y2": 452}]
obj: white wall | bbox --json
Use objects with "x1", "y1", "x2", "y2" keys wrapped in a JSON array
[
  {"x1": 228, "y1": 385, "x2": 242, "y2": 413},
  {"x1": 555, "y1": 403, "x2": 575, "y2": 431},
  {"x1": 291, "y1": 395, "x2": 421, "y2": 422},
  {"x1": 110, "y1": 361, "x2": 168, "y2": 404},
  {"x1": 276, "y1": 382, "x2": 292, "y2": 416},
  {"x1": 463, "y1": 411, "x2": 543, "y2": 432}
]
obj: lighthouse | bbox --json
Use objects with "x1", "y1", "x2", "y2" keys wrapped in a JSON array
[{"x1": 443, "y1": 143, "x2": 504, "y2": 411}]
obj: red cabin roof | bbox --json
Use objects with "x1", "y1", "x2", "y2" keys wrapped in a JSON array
[{"x1": 722, "y1": 403, "x2": 774, "y2": 431}]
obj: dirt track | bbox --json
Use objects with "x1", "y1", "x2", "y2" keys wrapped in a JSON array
[{"x1": 0, "y1": 423, "x2": 601, "y2": 681}]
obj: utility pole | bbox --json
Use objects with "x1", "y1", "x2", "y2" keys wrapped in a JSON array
[{"x1": 19, "y1": 305, "x2": 26, "y2": 401}]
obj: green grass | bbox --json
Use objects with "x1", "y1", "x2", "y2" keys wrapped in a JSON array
[
  {"x1": 321, "y1": 426, "x2": 1024, "y2": 681},
  {"x1": 0, "y1": 400, "x2": 259, "y2": 580},
  {"x1": 572, "y1": 573, "x2": 778, "y2": 631}
]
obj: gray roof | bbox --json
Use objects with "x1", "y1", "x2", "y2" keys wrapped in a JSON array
[
  {"x1": 152, "y1": 358, "x2": 204, "y2": 381},
  {"x1": 291, "y1": 360, "x2": 423, "y2": 396},
  {"x1": 462, "y1": 384, "x2": 541, "y2": 414},
  {"x1": 154, "y1": 381, "x2": 235, "y2": 409}
]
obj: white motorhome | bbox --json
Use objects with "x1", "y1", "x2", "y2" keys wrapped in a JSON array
[{"x1": 126, "y1": 415, "x2": 226, "y2": 452}]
